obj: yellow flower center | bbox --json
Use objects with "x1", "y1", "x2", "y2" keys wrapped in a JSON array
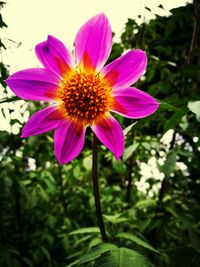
[{"x1": 58, "y1": 71, "x2": 112, "y2": 125}]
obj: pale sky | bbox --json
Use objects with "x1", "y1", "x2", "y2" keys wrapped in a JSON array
[
  {"x1": 0, "y1": 0, "x2": 191, "y2": 134},
  {"x1": 1, "y1": 0, "x2": 191, "y2": 72}
]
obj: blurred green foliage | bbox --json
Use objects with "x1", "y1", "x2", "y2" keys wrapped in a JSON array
[{"x1": 0, "y1": 1, "x2": 200, "y2": 266}]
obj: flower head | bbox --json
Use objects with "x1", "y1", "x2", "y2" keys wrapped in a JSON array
[{"x1": 5, "y1": 13, "x2": 159, "y2": 164}]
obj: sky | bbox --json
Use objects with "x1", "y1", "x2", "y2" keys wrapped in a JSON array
[{"x1": 1, "y1": 0, "x2": 191, "y2": 72}]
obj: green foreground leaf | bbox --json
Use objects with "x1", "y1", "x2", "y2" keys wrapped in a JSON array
[
  {"x1": 117, "y1": 232, "x2": 159, "y2": 253},
  {"x1": 67, "y1": 243, "x2": 151, "y2": 267},
  {"x1": 68, "y1": 227, "x2": 100, "y2": 235},
  {"x1": 94, "y1": 245, "x2": 151, "y2": 267}
]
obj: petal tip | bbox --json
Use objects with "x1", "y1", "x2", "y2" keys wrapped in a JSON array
[
  {"x1": 21, "y1": 133, "x2": 27, "y2": 138},
  {"x1": 96, "y1": 12, "x2": 107, "y2": 19},
  {"x1": 21, "y1": 128, "x2": 29, "y2": 138},
  {"x1": 3, "y1": 79, "x2": 8, "y2": 85},
  {"x1": 58, "y1": 156, "x2": 75, "y2": 165},
  {"x1": 91, "y1": 115, "x2": 124, "y2": 160},
  {"x1": 47, "y1": 35, "x2": 56, "y2": 43},
  {"x1": 112, "y1": 87, "x2": 160, "y2": 119},
  {"x1": 114, "y1": 153, "x2": 122, "y2": 161},
  {"x1": 55, "y1": 152, "x2": 74, "y2": 165},
  {"x1": 57, "y1": 158, "x2": 67, "y2": 165},
  {"x1": 153, "y1": 101, "x2": 160, "y2": 111}
]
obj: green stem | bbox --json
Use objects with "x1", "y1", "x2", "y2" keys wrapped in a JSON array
[{"x1": 92, "y1": 134, "x2": 108, "y2": 242}]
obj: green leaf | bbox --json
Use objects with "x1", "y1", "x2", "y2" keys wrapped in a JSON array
[
  {"x1": 0, "y1": 2, "x2": 6, "y2": 8},
  {"x1": 162, "y1": 151, "x2": 176, "y2": 178},
  {"x1": 117, "y1": 233, "x2": 159, "y2": 253},
  {"x1": 39, "y1": 185, "x2": 49, "y2": 202},
  {"x1": 68, "y1": 227, "x2": 100, "y2": 235},
  {"x1": 80, "y1": 243, "x2": 115, "y2": 265},
  {"x1": 158, "y1": 4, "x2": 164, "y2": 9},
  {"x1": 40, "y1": 246, "x2": 51, "y2": 261},
  {"x1": 67, "y1": 243, "x2": 115, "y2": 266},
  {"x1": 163, "y1": 109, "x2": 186, "y2": 134},
  {"x1": 103, "y1": 214, "x2": 129, "y2": 224},
  {"x1": 177, "y1": 149, "x2": 193, "y2": 158},
  {"x1": 94, "y1": 246, "x2": 151, "y2": 267},
  {"x1": 147, "y1": 68, "x2": 155, "y2": 82},
  {"x1": 22, "y1": 257, "x2": 34, "y2": 267},
  {"x1": 134, "y1": 199, "x2": 157, "y2": 209},
  {"x1": 69, "y1": 243, "x2": 151, "y2": 267},
  {"x1": 145, "y1": 6, "x2": 151, "y2": 12},
  {"x1": 0, "y1": 62, "x2": 9, "y2": 84},
  {"x1": 0, "y1": 14, "x2": 7, "y2": 28},
  {"x1": 123, "y1": 122, "x2": 137, "y2": 136},
  {"x1": 188, "y1": 228, "x2": 200, "y2": 250},
  {"x1": 165, "y1": 206, "x2": 179, "y2": 218},
  {"x1": 164, "y1": 17, "x2": 175, "y2": 38},
  {"x1": 123, "y1": 143, "x2": 139, "y2": 161},
  {"x1": 188, "y1": 101, "x2": 200, "y2": 120},
  {"x1": 83, "y1": 155, "x2": 92, "y2": 170},
  {"x1": 0, "y1": 96, "x2": 20, "y2": 104},
  {"x1": 66, "y1": 259, "x2": 81, "y2": 267},
  {"x1": 159, "y1": 102, "x2": 178, "y2": 111},
  {"x1": 10, "y1": 119, "x2": 22, "y2": 126}
]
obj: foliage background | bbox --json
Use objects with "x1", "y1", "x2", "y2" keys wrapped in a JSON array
[{"x1": 0, "y1": 1, "x2": 200, "y2": 266}]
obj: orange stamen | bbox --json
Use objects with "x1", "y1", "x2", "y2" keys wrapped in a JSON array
[{"x1": 58, "y1": 71, "x2": 113, "y2": 125}]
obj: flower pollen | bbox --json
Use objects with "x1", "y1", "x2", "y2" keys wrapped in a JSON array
[{"x1": 58, "y1": 71, "x2": 112, "y2": 125}]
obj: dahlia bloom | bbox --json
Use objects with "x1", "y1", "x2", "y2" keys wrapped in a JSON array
[{"x1": 5, "y1": 13, "x2": 159, "y2": 164}]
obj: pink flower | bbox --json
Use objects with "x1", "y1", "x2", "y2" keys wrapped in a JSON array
[{"x1": 5, "y1": 13, "x2": 159, "y2": 164}]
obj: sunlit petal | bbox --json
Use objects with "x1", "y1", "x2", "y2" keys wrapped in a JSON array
[
  {"x1": 35, "y1": 35, "x2": 72, "y2": 76},
  {"x1": 102, "y1": 50, "x2": 147, "y2": 89},
  {"x1": 22, "y1": 106, "x2": 65, "y2": 137},
  {"x1": 112, "y1": 87, "x2": 159, "y2": 118},
  {"x1": 54, "y1": 120, "x2": 86, "y2": 164},
  {"x1": 5, "y1": 68, "x2": 60, "y2": 101},
  {"x1": 91, "y1": 114, "x2": 124, "y2": 160},
  {"x1": 75, "y1": 13, "x2": 112, "y2": 71}
]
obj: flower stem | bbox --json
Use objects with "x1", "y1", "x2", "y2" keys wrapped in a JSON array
[{"x1": 92, "y1": 134, "x2": 108, "y2": 242}]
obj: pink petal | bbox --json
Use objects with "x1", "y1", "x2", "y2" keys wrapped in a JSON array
[
  {"x1": 112, "y1": 87, "x2": 159, "y2": 119},
  {"x1": 22, "y1": 106, "x2": 65, "y2": 137},
  {"x1": 35, "y1": 35, "x2": 72, "y2": 76},
  {"x1": 75, "y1": 13, "x2": 112, "y2": 71},
  {"x1": 5, "y1": 68, "x2": 60, "y2": 101},
  {"x1": 91, "y1": 115, "x2": 124, "y2": 160},
  {"x1": 102, "y1": 50, "x2": 147, "y2": 90},
  {"x1": 54, "y1": 120, "x2": 86, "y2": 164}
]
